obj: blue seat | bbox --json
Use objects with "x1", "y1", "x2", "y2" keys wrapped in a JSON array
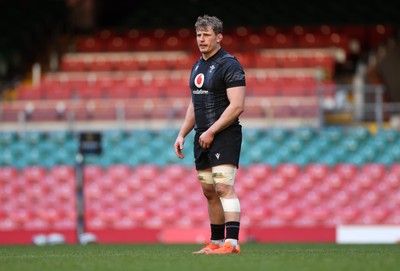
[
  {"x1": 243, "y1": 128, "x2": 264, "y2": 144},
  {"x1": 130, "y1": 130, "x2": 154, "y2": 145},
  {"x1": 291, "y1": 126, "x2": 316, "y2": 142},
  {"x1": 0, "y1": 149, "x2": 14, "y2": 166},
  {"x1": 285, "y1": 137, "x2": 303, "y2": 154},
  {"x1": 0, "y1": 132, "x2": 17, "y2": 146},
  {"x1": 318, "y1": 126, "x2": 344, "y2": 143},
  {"x1": 245, "y1": 145, "x2": 265, "y2": 164},
  {"x1": 290, "y1": 154, "x2": 310, "y2": 167},
  {"x1": 375, "y1": 129, "x2": 399, "y2": 143},
  {"x1": 19, "y1": 131, "x2": 44, "y2": 146},
  {"x1": 318, "y1": 153, "x2": 340, "y2": 166},
  {"x1": 266, "y1": 128, "x2": 289, "y2": 144},
  {"x1": 346, "y1": 126, "x2": 370, "y2": 141},
  {"x1": 103, "y1": 129, "x2": 125, "y2": 144},
  {"x1": 47, "y1": 130, "x2": 72, "y2": 144}
]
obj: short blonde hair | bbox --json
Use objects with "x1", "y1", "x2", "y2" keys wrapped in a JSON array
[{"x1": 195, "y1": 15, "x2": 223, "y2": 34}]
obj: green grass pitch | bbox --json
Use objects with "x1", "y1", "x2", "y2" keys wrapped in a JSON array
[{"x1": 0, "y1": 243, "x2": 399, "y2": 271}]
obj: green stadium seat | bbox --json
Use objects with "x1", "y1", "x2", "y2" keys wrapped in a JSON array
[
  {"x1": 285, "y1": 137, "x2": 303, "y2": 154},
  {"x1": 375, "y1": 129, "x2": 399, "y2": 143},
  {"x1": 290, "y1": 154, "x2": 311, "y2": 167},
  {"x1": 346, "y1": 126, "x2": 370, "y2": 141},
  {"x1": 103, "y1": 129, "x2": 126, "y2": 144},
  {"x1": 318, "y1": 126, "x2": 344, "y2": 143},
  {"x1": 245, "y1": 145, "x2": 265, "y2": 164},
  {"x1": 0, "y1": 149, "x2": 14, "y2": 166},
  {"x1": 130, "y1": 130, "x2": 153, "y2": 145},
  {"x1": 341, "y1": 137, "x2": 360, "y2": 153},
  {"x1": 0, "y1": 132, "x2": 17, "y2": 146},
  {"x1": 243, "y1": 128, "x2": 264, "y2": 144},
  {"x1": 291, "y1": 126, "x2": 316, "y2": 142},
  {"x1": 19, "y1": 131, "x2": 44, "y2": 146},
  {"x1": 48, "y1": 131, "x2": 73, "y2": 145},
  {"x1": 318, "y1": 153, "x2": 340, "y2": 166},
  {"x1": 266, "y1": 128, "x2": 289, "y2": 143}
]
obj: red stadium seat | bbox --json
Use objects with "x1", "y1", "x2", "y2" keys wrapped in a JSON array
[
  {"x1": 170, "y1": 56, "x2": 194, "y2": 70},
  {"x1": 382, "y1": 172, "x2": 400, "y2": 189},
  {"x1": 333, "y1": 163, "x2": 358, "y2": 181},
  {"x1": 293, "y1": 172, "x2": 315, "y2": 191},
  {"x1": 353, "y1": 172, "x2": 374, "y2": 190},
  {"x1": 297, "y1": 33, "x2": 322, "y2": 48},
  {"x1": 266, "y1": 173, "x2": 287, "y2": 190},
  {"x1": 134, "y1": 164, "x2": 160, "y2": 182},
  {"x1": 161, "y1": 35, "x2": 187, "y2": 51},
  {"x1": 0, "y1": 167, "x2": 18, "y2": 184},
  {"x1": 104, "y1": 36, "x2": 130, "y2": 52},
  {"x1": 17, "y1": 86, "x2": 43, "y2": 100},
  {"x1": 254, "y1": 54, "x2": 279, "y2": 68},
  {"x1": 83, "y1": 165, "x2": 104, "y2": 185},
  {"x1": 246, "y1": 206, "x2": 269, "y2": 225},
  {"x1": 145, "y1": 59, "x2": 170, "y2": 70},
  {"x1": 87, "y1": 56, "x2": 114, "y2": 71},
  {"x1": 274, "y1": 205, "x2": 300, "y2": 223},
  {"x1": 163, "y1": 164, "x2": 190, "y2": 180},
  {"x1": 280, "y1": 51, "x2": 306, "y2": 68},
  {"x1": 330, "y1": 190, "x2": 352, "y2": 207},
  {"x1": 307, "y1": 51, "x2": 335, "y2": 71},
  {"x1": 357, "y1": 206, "x2": 390, "y2": 224},
  {"x1": 49, "y1": 165, "x2": 75, "y2": 184},
  {"x1": 60, "y1": 59, "x2": 86, "y2": 72},
  {"x1": 243, "y1": 33, "x2": 269, "y2": 50},
  {"x1": 249, "y1": 76, "x2": 280, "y2": 96},
  {"x1": 276, "y1": 163, "x2": 301, "y2": 180},
  {"x1": 303, "y1": 163, "x2": 329, "y2": 180},
  {"x1": 107, "y1": 164, "x2": 132, "y2": 182},
  {"x1": 246, "y1": 163, "x2": 272, "y2": 182},
  {"x1": 335, "y1": 206, "x2": 360, "y2": 224},
  {"x1": 76, "y1": 37, "x2": 103, "y2": 52},
  {"x1": 360, "y1": 163, "x2": 386, "y2": 180},
  {"x1": 133, "y1": 36, "x2": 159, "y2": 51},
  {"x1": 22, "y1": 166, "x2": 47, "y2": 184},
  {"x1": 303, "y1": 206, "x2": 331, "y2": 225},
  {"x1": 270, "y1": 33, "x2": 294, "y2": 48},
  {"x1": 115, "y1": 57, "x2": 140, "y2": 71}
]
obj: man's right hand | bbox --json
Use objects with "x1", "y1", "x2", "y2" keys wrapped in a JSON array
[{"x1": 174, "y1": 136, "x2": 185, "y2": 159}]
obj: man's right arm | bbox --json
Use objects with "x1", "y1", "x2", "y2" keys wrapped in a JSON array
[{"x1": 174, "y1": 100, "x2": 195, "y2": 159}]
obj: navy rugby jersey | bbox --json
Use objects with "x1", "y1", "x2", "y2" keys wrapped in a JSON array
[{"x1": 189, "y1": 48, "x2": 246, "y2": 132}]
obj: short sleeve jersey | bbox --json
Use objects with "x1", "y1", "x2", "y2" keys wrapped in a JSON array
[{"x1": 189, "y1": 48, "x2": 246, "y2": 132}]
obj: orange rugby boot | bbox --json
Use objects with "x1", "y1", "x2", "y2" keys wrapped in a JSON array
[
  {"x1": 205, "y1": 242, "x2": 240, "y2": 254},
  {"x1": 192, "y1": 242, "x2": 221, "y2": 254}
]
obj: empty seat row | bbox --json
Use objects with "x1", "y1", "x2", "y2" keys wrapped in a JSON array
[
  {"x1": 16, "y1": 67, "x2": 325, "y2": 101},
  {"x1": 1, "y1": 163, "x2": 400, "y2": 230},
  {"x1": 16, "y1": 76, "x2": 324, "y2": 101},
  {"x1": 0, "y1": 165, "x2": 77, "y2": 231},
  {"x1": 59, "y1": 49, "x2": 337, "y2": 72},
  {"x1": 74, "y1": 24, "x2": 394, "y2": 53},
  {"x1": 0, "y1": 95, "x2": 319, "y2": 123},
  {"x1": 1, "y1": 127, "x2": 400, "y2": 168},
  {"x1": 60, "y1": 51, "x2": 196, "y2": 72}
]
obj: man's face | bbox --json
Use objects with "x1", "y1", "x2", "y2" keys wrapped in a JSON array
[{"x1": 196, "y1": 27, "x2": 222, "y2": 56}]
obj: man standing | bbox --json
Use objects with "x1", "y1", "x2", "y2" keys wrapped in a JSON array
[{"x1": 174, "y1": 15, "x2": 246, "y2": 254}]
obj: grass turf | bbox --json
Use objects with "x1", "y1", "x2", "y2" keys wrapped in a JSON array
[{"x1": 0, "y1": 243, "x2": 399, "y2": 271}]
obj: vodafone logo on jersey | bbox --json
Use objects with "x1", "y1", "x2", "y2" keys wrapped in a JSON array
[{"x1": 194, "y1": 73, "x2": 204, "y2": 88}]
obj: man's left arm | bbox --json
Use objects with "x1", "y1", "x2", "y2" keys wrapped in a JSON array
[{"x1": 198, "y1": 86, "x2": 245, "y2": 149}]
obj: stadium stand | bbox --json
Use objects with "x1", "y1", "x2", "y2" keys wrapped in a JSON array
[
  {"x1": 1, "y1": 126, "x2": 400, "y2": 243},
  {"x1": 0, "y1": 0, "x2": 399, "y2": 244}
]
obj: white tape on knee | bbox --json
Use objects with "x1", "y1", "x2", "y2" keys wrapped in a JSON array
[
  {"x1": 197, "y1": 171, "x2": 213, "y2": 184},
  {"x1": 220, "y1": 197, "x2": 241, "y2": 212},
  {"x1": 212, "y1": 165, "x2": 237, "y2": 185}
]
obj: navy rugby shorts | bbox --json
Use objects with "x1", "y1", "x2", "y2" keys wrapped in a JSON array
[{"x1": 194, "y1": 124, "x2": 242, "y2": 170}]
